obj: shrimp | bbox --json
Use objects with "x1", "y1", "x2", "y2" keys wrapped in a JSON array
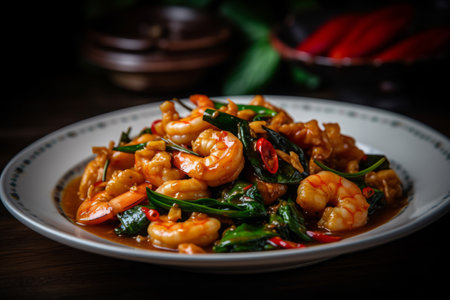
[
  {"x1": 76, "y1": 182, "x2": 152, "y2": 225},
  {"x1": 105, "y1": 169, "x2": 144, "y2": 197},
  {"x1": 160, "y1": 95, "x2": 214, "y2": 145},
  {"x1": 250, "y1": 94, "x2": 293, "y2": 123},
  {"x1": 172, "y1": 129, "x2": 245, "y2": 187},
  {"x1": 79, "y1": 145, "x2": 112, "y2": 200},
  {"x1": 134, "y1": 140, "x2": 185, "y2": 187},
  {"x1": 296, "y1": 171, "x2": 369, "y2": 231},
  {"x1": 155, "y1": 178, "x2": 210, "y2": 200},
  {"x1": 79, "y1": 134, "x2": 159, "y2": 199},
  {"x1": 109, "y1": 133, "x2": 159, "y2": 170},
  {"x1": 148, "y1": 212, "x2": 221, "y2": 249}
]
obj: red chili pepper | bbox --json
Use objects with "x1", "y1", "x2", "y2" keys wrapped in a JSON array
[
  {"x1": 374, "y1": 27, "x2": 450, "y2": 62},
  {"x1": 93, "y1": 180, "x2": 104, "y2": 187},
  {"x1": 256, "y1": 137, "x2": 279, "y2": 174},
  {"x1": 151, "y1": 119, "x2": 162, "y2": 136},
  {"x1": 268, "y1": 236, "x2": 306, "y2": 249},
  {"x1": 306, "y1": 231, "x2": 342, "y2": 243},
  {"x1": 141, "y1": 207, "x2": 160, "y2": 222},
  {"x1": 362, "y1": 187, "x2": 375, "y2": 198},
  {"x1": 296, "y1": 13, "x2": 364, "y2": 55},
  {"x1": 243, "y1": 184, "x2": 253, "y2": 191},
  {"x1": 328, "y1": 3, "x2": 413, "y2": 59}
]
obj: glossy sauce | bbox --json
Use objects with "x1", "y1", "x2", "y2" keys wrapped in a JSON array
[{"x1": 60, "y1": 177, "x2": 407, "y2": 252}]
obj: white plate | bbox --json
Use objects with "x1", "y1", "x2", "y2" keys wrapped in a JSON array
[{"x1": 1, "y1": 95, "x2": 449, "y2": 273}]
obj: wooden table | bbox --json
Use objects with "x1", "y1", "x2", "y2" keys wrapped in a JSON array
[{"x1": 1, "y1": 72, "x2": 449, "y2": 298}]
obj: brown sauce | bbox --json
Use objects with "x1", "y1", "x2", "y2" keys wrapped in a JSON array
[{"x1": 60, "y1": 177, "x2": 407, "y2": 252}]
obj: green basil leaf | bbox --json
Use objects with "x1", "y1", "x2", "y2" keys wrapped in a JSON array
[
  {"x1": 213, "y1": 223, "x2": 277, "y2": 253},
  {"x1": 222, "y1": 39, "x2": 280, "y2": 95}
]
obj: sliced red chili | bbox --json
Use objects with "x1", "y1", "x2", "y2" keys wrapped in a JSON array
[
  {"x1": 93, "y1": 180, "x2": 104, "y2": 187},
  {"x1": 306, "y1": 231, "x2": 342, "y2": 243},
  {"x1": 268, "y1": 236, "x2": 306, "y2": 249},
  {"x1": 242, "y1": 184, "x2": 253, "y2": 191},
  {"x1": 256, "y1": 137, "x2": 279, "y2": 174},
  {"x1": 362, "y1": 187, "x2": 375, "y2": 198},
  {"x1": 141, "y1": 207, "x2": 160, "y2": 222},
  {"x1": 151, "y1": 119, "x2": 162, "y2": 136}
]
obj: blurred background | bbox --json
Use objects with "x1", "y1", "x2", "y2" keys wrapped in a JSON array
[{"x1": 3, "y1": 0, "x2": 449, "y2": 141}]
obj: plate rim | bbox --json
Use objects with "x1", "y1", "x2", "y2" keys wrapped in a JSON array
[{"x1": 1, "y1": 95, "x2": 450, "y2": 270}]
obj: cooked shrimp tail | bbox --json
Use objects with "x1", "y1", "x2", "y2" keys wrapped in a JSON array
[{"x1": 76, "y1": 183, "x2": 151, "y2": 225}]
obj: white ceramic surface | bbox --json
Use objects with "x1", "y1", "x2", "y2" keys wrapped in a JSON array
[{"x1": 1, "y1": 95, "x2": 449, "y2": 273}]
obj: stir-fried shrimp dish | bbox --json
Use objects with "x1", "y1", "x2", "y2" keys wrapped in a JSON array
[{"x1": 63, "y1": 94, "x2": 405, "y2": 253}]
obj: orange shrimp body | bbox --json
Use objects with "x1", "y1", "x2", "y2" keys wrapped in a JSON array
[
  {"x1": 160, "y1": 95, "x2": 215, "y2": 145},
  {"x1": 297, "y1": 171, "x2": 369, "y2": 231},
  {"x1": 76, "y1": 183, "x2": 151, "y2": 225},
  {"x1": 173, "y1": 129, "x2": 245, "y2": 187},
  {"x1": 148, "y1": 212, "x2": 221, "y2": 249}
]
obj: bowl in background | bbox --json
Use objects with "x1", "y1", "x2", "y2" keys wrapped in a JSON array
[{"x1": 82, "y1": 5, "x2": 231, "y2": 92}]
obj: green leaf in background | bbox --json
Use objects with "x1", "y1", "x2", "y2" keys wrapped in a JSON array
[
  {"x1": 222, "y1": 38, "x2": 280, "y2": 95},
  {"x1": 219, "y1": 1, "x2": 271, "y2": 41},
  {"x1": 289, "y1": 65, "x2": 321, "y2": 90}
]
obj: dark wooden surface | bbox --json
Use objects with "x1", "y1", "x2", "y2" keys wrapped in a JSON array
[{"x1": 1, "y1": 69, "x2": 449, "y2": 299}]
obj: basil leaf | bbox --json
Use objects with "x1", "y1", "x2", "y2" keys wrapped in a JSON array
[
  {"x1": 213, "y1": 223, "x2": 277, "y2": 253},
  {"x1": 112, "y1": 143, "x2": 147, "y2": 153},
  {"x1": 203, "y1": 109, "x2": 305, "y2": 184},
  {"x1": 119, "y1": 127, "x2": 132, "y2": 144},
  {"x1": 277, "y1": 199, "x2": 312, "y2": 242},
  {"x1": 114, "y1": 205, "x2": 151, "y2": 237},
  {"x1": 314, "y1": 157, "x2": 387, "y2": 179},
  {"x1": 212, "y1": 101, "x2": 277, "y2": 120},
  {"x1": 263, "y1": 126, "x2": 309, "y2": 178},
  {"x1": 146, "y1": 188, "x2": 266, "y2": 219},
  {"x1": 359, "y1": 154, "x2": 390, "y2": 171},
  {"x1": 222, "y1": 39, "x2": 280, "y2": 95}
]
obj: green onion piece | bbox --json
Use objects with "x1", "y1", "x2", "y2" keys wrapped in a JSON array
[
  {"x1": 173, "y1": 97, "x2": 194, "y2": 112},
  {"x1": 112, "y1": 143, "x2": 147, "y2": 153},
  {"x1": 113, "y1": 138, "x2": 200, "y2": 157},
  {"x1": 313, "y1": 157, "x2": 386, "y2": 178},
  {"x1": 119, "y1": 127, "x2": 132, "y2": 144},
  {"x1": 212, "y1": 101, "x2": 277, "y2": 117},
  {"x1": 146, "y1": 188, "x2": 265, "y2": 219},
  {"x1": 160, "y1": 137, "x2": 200, "y2": 157},
  {"x1": 102, "y1": 159, "x2": 110, "y2": 182}
]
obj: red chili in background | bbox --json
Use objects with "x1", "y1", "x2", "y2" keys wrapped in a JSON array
[
  {"x1": 328, "y1": 3, "x2": 414, "y2": 59},
  {"x1": 141, "y1": 207, "x2": 160, "y2": 222},
  {"x1": 268, "y1": 237, "x2": 306, "y2": 249},
  {"x1": 256, "y1": 137, "x2": 279, "y2": 174},
  {"x1": 296, "y1": 13, "x2": 364, "y2": 55},
  {"x1": 373, "y1": 27, "x2": 450, "y2": 62},
  {"x1": 306, "y1": 231, "x2": 342, "y2": 243}
]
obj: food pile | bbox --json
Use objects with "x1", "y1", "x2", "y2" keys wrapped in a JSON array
[{"x1": 74, "y1": 95, "x2": 404, "y2": 254}]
